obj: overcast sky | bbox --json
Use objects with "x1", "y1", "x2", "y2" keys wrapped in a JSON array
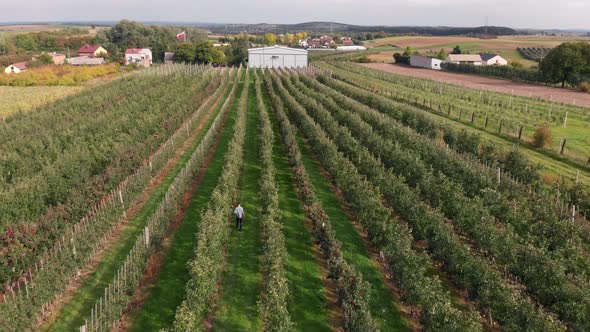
[{"x1": 1, "y1": 0, "x2": 589, "y2": 30}]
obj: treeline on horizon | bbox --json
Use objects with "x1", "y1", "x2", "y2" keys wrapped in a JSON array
[{"x1": 202, "y1": 23, "x2": 517, "y2": 36}]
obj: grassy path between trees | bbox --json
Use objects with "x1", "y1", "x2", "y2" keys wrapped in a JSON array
[
  {"x1": 212, "y1": 79, "x2": 264, "y2": 330},
  {"x1": 126, "y1": 85, "x2": 241, "y2": 331},
  {"x1": 267, "y1": 94, "x2": 331, "y2": 331},
  {"x1": 44, "y1": 85, "x2": 233, "y2": 332},
  {"x1": 294, "y1": 135, "x2": 411, "y2": 331}
]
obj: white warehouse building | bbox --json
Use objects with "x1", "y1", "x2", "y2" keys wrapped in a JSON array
[
  {"x1": 410, "y1": 55, "x2": 444, "y2": 70},
  {"x1": 248, "y1": 45, "x2": 308, "y2": 69}
]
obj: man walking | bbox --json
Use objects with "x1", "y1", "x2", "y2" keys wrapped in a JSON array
[{"x1": 234, "y1": 202, "x2": 245, "y2": 231}]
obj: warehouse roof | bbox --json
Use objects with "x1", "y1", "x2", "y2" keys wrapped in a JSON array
[
  {"x1": 447, "y1": 54, "x2": 483, "y2": 62},
  {"x1": 248, "y1": 45, "x2": 308, "y2": 54}
]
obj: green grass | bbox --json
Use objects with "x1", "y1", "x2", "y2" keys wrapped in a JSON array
[
  {"x1": 43, "y1": 85, "x2": 232, "y2": 332},
  {"x1": 295, "y1": 134, "x2": 410, "y2": 331},
  {"x1": 268, "y1": 90, "x2": 331, "y2": 331},
  {"x1": 212, "y1": 79, "x2": 264, "y2": 330},
  {"x1": 127, "y1": 85, "x2": 240, "y2": 331}
]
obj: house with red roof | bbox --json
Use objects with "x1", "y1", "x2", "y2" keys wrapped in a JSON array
[
  {"x1": 124, "y1": 48, "x2": 153, "y2": 67},
  {"x1": 4, "y1": 62, "x2": 27, "y2": 74},
  {"x1": 78, "y1": 44, "x2": 108, "y2": 58}
]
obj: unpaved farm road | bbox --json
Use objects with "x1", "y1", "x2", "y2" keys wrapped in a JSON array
[{"x1": 363, "y1": 63, "x2": 590, "y2": 108}]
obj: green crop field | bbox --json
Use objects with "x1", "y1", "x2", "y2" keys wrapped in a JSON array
[
  {"x1": 0, "y1": 86, "x2": 83, "y2": 117},
  {"x1": 1, "y1": 62, "x2": 589, "y2": 332}
]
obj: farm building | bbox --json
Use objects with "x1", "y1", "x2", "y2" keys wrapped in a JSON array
[
  {"x1": 336, "y1": 46, "x2": 367, "y2": 51},
  {"x1": 78, "y1": 44, "x2": 108, "y2": 57},
  {"x1": 67, "y1": 56, "x2": 106, "y2": 66},
  {"x1": 4, "y1": 62, "x2": 27, "y2": 74},
  {"x1": 125, "y1": 48, "x2": 153, "y2": 67},
  {"x1": 248, "y1": 46, "x2": 308, "y2": 69},
  {"x1": 480, "y1": 53, "x2": 508, "y2": 66},
  {"x1": 446, "y1": 54, "x2": 483, "y2": 66},
  {"x1": 32, "y1": 52, "x2": 66, "y2": 65},
  {"x1": 410, "y1": 55, "x2": 443, "y2": 70}
]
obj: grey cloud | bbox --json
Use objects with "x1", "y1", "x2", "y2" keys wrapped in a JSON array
[{"x1": 1, "y1": 0, "x2": 588, "y2": 29}]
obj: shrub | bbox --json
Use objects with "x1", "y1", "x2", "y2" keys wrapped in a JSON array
[
  {"x1": 577, "y1": 82, "x2": 590, "y2": 93},
  {"x1": 533, "y1": 127, "x2": 552, "y2": 148},
  {"x1": 355, "y1": 56, "x2": 371, "y2": 63}
]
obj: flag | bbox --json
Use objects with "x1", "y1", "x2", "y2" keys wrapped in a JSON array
[{"x1": 176, "y1": 31, "x2": 186, "y2": 40}]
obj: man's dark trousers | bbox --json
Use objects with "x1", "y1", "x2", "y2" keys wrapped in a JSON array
[{"x1": 236, "y1": 217, "x2": 243, "y2": 230}]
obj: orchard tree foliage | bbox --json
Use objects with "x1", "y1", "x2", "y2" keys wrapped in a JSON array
[{"x1": 539, "y1": 42, "x2": 590, "y2": 87}]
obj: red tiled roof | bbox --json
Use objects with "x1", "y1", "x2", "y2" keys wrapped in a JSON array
[
  {"x1": 125, "y1": 48, "x2": 145, "y2": 55},
  {"x1": 11, "y1": 62, "x2": 27, "y2": 70},
  {"x1": 78, "y1": 44, "x2": 102, "y2": 53}
]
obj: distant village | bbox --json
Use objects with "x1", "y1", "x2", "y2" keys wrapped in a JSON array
[
  {"x1": 4, "y1": 44, "x2": 153, "y2": 74},
  {"x1": 298, "y1": 35, "x2": 366, "y2": 51}
]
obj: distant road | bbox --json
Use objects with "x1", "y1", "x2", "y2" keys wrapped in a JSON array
[{"x1": 362, "y1": 63, "x2": 590, "y2": 108}]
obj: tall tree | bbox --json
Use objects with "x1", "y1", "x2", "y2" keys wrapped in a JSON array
[
  {"x1": 540, "y1": 42, "x2": 590, "y2": 87},
  {"x1": 284, "y1": 33, "x2": 295, "y2": 46},
  {"x1": 174, "y1": 43, "x2": 196, "y2": 63},
  {"x1": 451, "y1": 45, "x2": 463, "y2": 54},
  {"x1": 226, "y1": 34, "x2": 249, "y2": 66},
  {"x1": 264, "y1": 33, "x2": 277, "y2": 46}
]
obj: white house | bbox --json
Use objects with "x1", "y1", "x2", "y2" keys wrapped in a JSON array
[
  {"x1": 336, "y1": 46, "x2": 367, "y2": 51},
  {"x1": 4, "y1": 62, "x2": 27, "y2": 74},
  {"x1": 410, "y1": 55, "x2": 444, "y2": 70},
  {"x1": 446, "y1": 54, "x2": 483, "y2": 66},
  {"x1": 248, "y1": 45, "x2": 308, "y2": 69},
  {"x1": 125, "y1": 48, "x2": 153, "y2": 67},
  {"x1": 480, "y1": 53, "x2": 508, "y2": 66}
]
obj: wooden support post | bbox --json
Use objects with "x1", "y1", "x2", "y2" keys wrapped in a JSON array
[
  {"x1": 571, "y1": 205, "x2": 576, "y2": 223},
  {"x1": 560, "y1": 139, "x2": 567, "y2": 155},
  {"x1": 563, "y1": 112, "x2": 569, "y2": 128},
  {"x1": 484, "y1": 114, "x2": 489, "y2": 128}
]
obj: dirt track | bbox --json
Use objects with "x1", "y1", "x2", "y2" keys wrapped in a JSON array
[{"x1": 363, "y1": 63, "x2": 590, "y2": 108}]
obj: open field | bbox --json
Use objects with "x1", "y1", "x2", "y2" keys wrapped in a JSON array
[
  {"x1": 0, "y1": 24, "x2": 63, "y2": 32},
  {"x1": 0, "y1": 86, "x2": 83, "y2": 117},
  {"x1": 1, "y1": 63, "x2": 589, "y2": 332},
  {"x1": 364, "y1": 62, "x2": 590, "y2": 107},
  {"x1": 363, "y1": 35, "x2": 590, "y2": 67}
]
